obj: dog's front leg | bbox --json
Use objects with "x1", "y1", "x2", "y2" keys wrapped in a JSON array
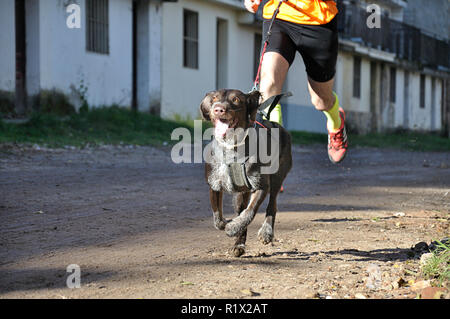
[
  {"x1": 210, "y1": 189, "x2": 227, "y2": 230},
  {"x1": 225, "y1": 189, "x2": 268, "y2": 237}
]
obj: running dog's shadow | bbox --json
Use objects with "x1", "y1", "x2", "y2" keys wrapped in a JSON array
[{"x1": 253, "y1": 247, "x2": 414, "y2": 262}]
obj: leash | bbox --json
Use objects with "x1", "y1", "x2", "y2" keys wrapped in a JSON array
[
  {"x1": 251, "y1": 0, "x2": 286, "y2": 92},
  {"x1": 250, "y1": 0, "x2": 292, "y2": 121}
]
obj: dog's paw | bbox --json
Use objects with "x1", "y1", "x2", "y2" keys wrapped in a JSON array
[
  {"x1": 231, "y1": 244, "x2": 245, "y2": 257},
  {"x1": 257, "y1": 222, "x2": 273, "y2": 245},
  {"x1": 225, "y1": 218, "x2": 244, "y2": 237},
  {"x1": 213, "y1": 217, "x2": 227, "y2": 231}
]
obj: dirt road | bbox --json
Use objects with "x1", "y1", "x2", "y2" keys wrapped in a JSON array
[{"x1": 0, "y1": 142, "x2": 449, "y2": 299}]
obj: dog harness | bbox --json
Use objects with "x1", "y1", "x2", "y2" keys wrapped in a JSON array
[{"x1": 225, "y1": 120, "x2": 266, "y2": 190}]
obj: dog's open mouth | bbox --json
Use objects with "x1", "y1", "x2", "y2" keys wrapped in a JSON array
[{"x1": 214, "y1": 117, "x2": 238, "y2": 138}]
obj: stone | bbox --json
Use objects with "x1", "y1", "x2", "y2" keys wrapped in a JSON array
[
  {"x1": 240, "y1": 288, "x2": 260, "y2": 297},
  {"x1": 420, "y1": 287, "x2": 448, "y2": 299},
  {"x1": 410, "y1": 280, "x2": 431, "y2": 291},
  {"x1": 419, "y1": 253, "x2": 433, "y2": 266}
]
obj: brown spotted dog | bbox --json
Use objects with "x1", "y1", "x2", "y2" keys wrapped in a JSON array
[{"x1": 200, "y1": 89, "x2": 292, "y2": 257}]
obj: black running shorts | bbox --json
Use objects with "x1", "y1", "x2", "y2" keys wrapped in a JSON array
[{"x1": 262, "y1": 16, "x2": 338, "y2": 83}]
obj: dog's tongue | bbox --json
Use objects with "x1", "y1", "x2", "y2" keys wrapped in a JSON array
[{"x1": 215, "y1": 120, "x2": 229, "y2": 137}]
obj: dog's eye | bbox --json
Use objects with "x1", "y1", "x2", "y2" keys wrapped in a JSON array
[{"x1": 232, "y1": 97, "x2": 240, "y2": 104}]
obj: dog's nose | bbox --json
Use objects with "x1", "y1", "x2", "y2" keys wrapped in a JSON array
[{"x1": 213, "y1": 105, "x2": 226, "y2": 115}]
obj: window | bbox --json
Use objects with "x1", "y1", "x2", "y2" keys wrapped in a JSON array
[
  {"x1": 353, "y1": 56, "x2": 361, "y2": 98},
  {"x1": 183, "y1": 9, "x2": 199, "y2": 69},
  {"x1": 390, "y1": 67, "x2": 396, "y2": 103},
  {"x1": 86, "y1": 0, "x2": 109, "y2": 54},
  {"x1": 420, "y1": 74, "x2": 426, "y2": 108}
]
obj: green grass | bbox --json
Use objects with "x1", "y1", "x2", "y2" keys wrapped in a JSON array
[
  {"x1": 0, "y1": 107, "x2": 195, "y2": 148},
  {"x1": 421, "y1": 240, "x2": 450, "y2": 287},
  {"x1": 350, "y1": 131, "x2": 450, "y2": 152},
  {"x1": 0, "y1": 107, "x2": 449, "y2": 152},
  {"x1": 291, "y1": 130, "x2": 450, "y2": 152}
]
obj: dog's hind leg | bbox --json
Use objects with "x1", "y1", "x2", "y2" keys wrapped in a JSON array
[
  {"x1": 210, "y1": 189, "x2": 226, "y2": 230},
  {"x1": 258, "y1": 183, "x2": 281, "y2": 245},
  {"x1": 231, "y1": 192, "x2": 250, "y2": 257},
  {"x1": 225, "y1": 189, "x2": 267, "y2": 237}
]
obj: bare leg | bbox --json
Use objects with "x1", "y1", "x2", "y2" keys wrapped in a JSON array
[
  {"x1": 307, "y1": 76, "x2": 336, "y2": 111},
  {"x1": 259, "y1": 52, "x2": 290, "y2": 102},
  {"x1": 260, "y1": 52, "x2": 335, "y2": 111}
]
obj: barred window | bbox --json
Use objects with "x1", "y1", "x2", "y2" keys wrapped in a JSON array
[
  {"x1": 353, "y1": 56, "x2": 361, "y2": 98},
  {"x1": 183, "y1": 9, "x2": 199, "y2": 69},
  {"x1": 86, "y1": 0, "x2": 109, "y2": 55}
]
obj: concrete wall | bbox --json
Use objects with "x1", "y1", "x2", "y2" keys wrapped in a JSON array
[
  {"x1": 149, "y1": 0, "x2": 163, "y2": 113},
  {"x1": 402, "y1": 72, "x2": 442, "y2": 131},
  {"x1": 0, "y1": 0, "x2": 15, "y2": 93},
  {"x1": 160, "y1": 0, "x2": 257, "y2": 120},
  {"x1": 136, "y1": 0, "x2": 162, "y2": 113},
  {"x1": 26, "y1": 0, "x2": 41, "y2": 98},
  {"x1": 24, "y1": 0, "x2": 132, "y2": 108}
]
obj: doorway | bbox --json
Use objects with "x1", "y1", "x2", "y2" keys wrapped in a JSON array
[
  {"x1": 403, "y1": 71, "x2": 410, "y2": 129},
  {"x1": 15, "y1": 0, "x2": 26, "y2": 115},
  {"x1": 216, "y1": 18, "x2": 228, "y2": 90}
]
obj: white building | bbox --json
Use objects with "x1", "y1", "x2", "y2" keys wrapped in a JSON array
[{"x1": 1, "y1": 0, "x2": 449, "y2": 135}]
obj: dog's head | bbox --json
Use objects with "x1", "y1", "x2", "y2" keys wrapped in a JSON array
[{"x1": 199, "y1": 89, "x2": 261, "y2": 137}]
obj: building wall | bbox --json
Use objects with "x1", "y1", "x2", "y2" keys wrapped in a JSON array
[
  {"x1": 28, "y1": 0, "x2": 132, "y2": 108},
  {"x1": 149, "y1": 1, "x2": 163, "y2": 113},
  {"x1": 161, "y1": 0, "x2": 257, "y2": 120},
  {"x1": 0, "y1": 0, "x2": 15, "y2": 93},
  {"x1": 0, "y1": 0, "x2": 447, "y2": 135},
  {"x1": 403, "y1": 0, "x2": 450, "y2": 39},
  {"x1": 136, "y1": 0, "x2": 162, "y2": 113},
  {"x1": 408, "y1": 73, "x2": 427, "y2": 131}
]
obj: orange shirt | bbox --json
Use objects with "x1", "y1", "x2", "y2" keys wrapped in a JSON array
[{"x1": 263, "y1": 0, "x2": 338, "y2": 25}]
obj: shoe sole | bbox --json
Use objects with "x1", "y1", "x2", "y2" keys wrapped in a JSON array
[{"x1": 328, "y1": 149, "x2": 347, "y2": 164}]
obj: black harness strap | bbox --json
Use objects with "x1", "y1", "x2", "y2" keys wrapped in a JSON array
[
  {"x1": 257, "y1": 91, "x2": 293, "y2": 120},
  {"x1": 226, "y1": 120, "x2": 272, "y2": 190},
  {"x1": 228, "y1": 161, "x2": 252, "y2": 189}
]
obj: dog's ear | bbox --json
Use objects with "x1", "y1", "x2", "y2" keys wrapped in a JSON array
[
  {"x1": 246, "y1": 90, "x2": 261, "y2": 122},
  {"x1": 199, "y1": 91, "x2": 216, "y2": 121}
]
